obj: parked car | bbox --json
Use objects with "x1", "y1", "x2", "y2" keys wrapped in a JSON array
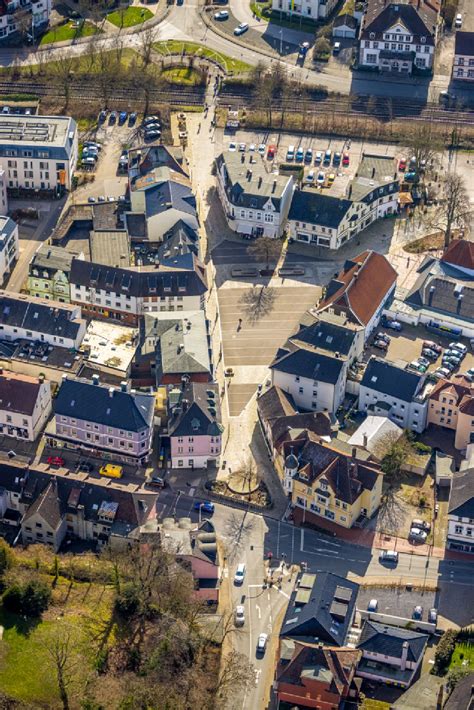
[
  {"x1": 398, "y1": 158, "x2": 407, "y2": 171},
  {"x1": 238, "y1": 142, "x2": 246, "y2": 152},
  {"x1": 376, "y1": 332, "x2": 391, "y2": 344},
  {"x1": 433, "y1": 367, "x2": 451, "y2": 379},
  {"x1": 316, "y1": 171, "x2": 325, "y2": 185},
  {"x1": 443, "y1": 355, "x2": 461, "y2": 367},
  {"x1": 76, "y1": 461, "x2": 93, "y2": 473},
  {"x1": 128, "y1": 112, "x2": 137, "y2": 126},
  {"x1": 408, "y1": 360, "x2": 427, "y2": 373},
  {"x1": 466, "y1": 367, "x2": 474, "y2": 378},
  {"x1": 234, "y1": 22, "x2": 249, "y2": 35},
  {"x1": 98, "y1": 109, "x2": 107, "y2": 123},
  {"x1": 455, "y1": 12, "x2": 462, "y2": 27},
  {"x1": 145, "y1": 130, "x2": 161, "y2": 141},
  {"x1": 149, "y1": 475, "x2": 165, "y2": 488},
  {"x1": 108, "y1": 111, "x2": 117, "y2": 125},
  {"x1": 143, "y1": 115, "x2": 159, "y2": 125},
  {"x1": 412, "y1": 518, "x2": 430, "y2": 532},
  {"x1": 234, "y1": 563, "x2": 246, "y2": 584},
  {"x1": 88, "y1": 196, "x2": 96, "y2": 203},
  {"x1": 296, "y1": 147, "x2": 304, "y2": 162},
  {"x1": 194, "y1": 501, "x2": 215, "y2": 514},
  {"x1": 315, "y1": 151, "x2": 322, "y2": 164},
  {"x1": 305, "y1": 170, "x2": 315, "y2": 184},
  {"x1": 409, "y1": 527, "x2": 428, "y2": 542},
  {"x1": 228, "y1": 142, "x2": 237, "y2": 152},
  {"x1": 441, "y1": 360, "x2": 456, "y2": 372},
  {"x1": 428, "y1": 608, "x2": 438, "y2": 624},
  {"x1": 99, "y1": 464, "x2": 123, "y2": 479},
  {"x1": 385, "y1": 319, "x2": 402, "y2": 331},
  {"x1": 256, "y1": 633, "x2": 268, "y2": 654},
  {"x1": 83, "y1": 141, "x2": 101, "y2": 150},
  {"x1": 450, "y1": 342, "x2": 467, "y2": 355},
  {"x1": 234, "y1": 605, "x2": 245, "y2": 626},
  {"x1": 422, "y1": 348, "x2": 438, "y2": 360},
  {"x1": 423, "y1": 340, "x2": 442, "y2": 354},
  {"x1": 417, "y1": 356, "x2": 431, "y2": 368},
  {"x1": 118, "y1": 111, "x2": 128, "y2": 125},
  {"x1": 327, "y1": 172, "x2": 336, "y2": 185},
  {"x1": 323, "y1": 149, "x2": 332, "y2": 165},
  {"x1": 267, "y1": 144, "x2": 276, "y2": 159},
  {"x1": 333, "y1": 152, "x2": 341, "y2": 166},
  {"x1": 258, "y1": 143, "x2": 266, "y2": 155},
  {"x1": 304, "y1": 148, "x2": 313, "y2": 164},
  {"x1": 47, "y1": 455, "x2": 65, "y2": 466},
  {"x1": 404, "y1": 171, "x2": 418, "y2": 182},
  {"x1": 214, "y1": 9, "x2": 229, "y2": 19},
  {"x1": 367, "y1": 599, "x2": 378, "y2": 612},
  {"x1": 379, "y1": 550, "x2": 399, "y2": 564},
  {"x1": 373, "y1": 339, "x2": 388, "y2": 351},
  {"x1": 342, "y1": 152, "x2": 350, "y2": 166},
  {"x1": 412, "y1": 605, "x2": 423, "y2": 620}
]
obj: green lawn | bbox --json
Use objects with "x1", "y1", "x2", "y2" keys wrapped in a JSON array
[
  {"x1": 249, "y1": 4, "x2": 319, "y2": 32},
  {"x1": 450, "y1": 642, "x2": 474, "y2": 671},
  {"x1": 153, "y1": 40, "x2": 252, "y2": 74},
  {"x1": 40, "y1": 20, "x2": 100, "y2": 45},
  {"x1": 107, "y1": 6, "x2": 153, "y2": 27},
  {"x1": 161, "y1": 66, "x2": 203, "y2": 85}
]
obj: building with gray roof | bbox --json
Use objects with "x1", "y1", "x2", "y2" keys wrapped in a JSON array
[
  {"x1": 0, "y1": 215, "x2": 18, "y2": 284},
  {"x1": 0, "y1": 114, "x2": 77, "y2": 191},
  {"x1": 216, "y1": 151, "x2": 294, "y2": 238},
  {"x1": 28, "y1": 244, "x2": 80, "y2": 302}
]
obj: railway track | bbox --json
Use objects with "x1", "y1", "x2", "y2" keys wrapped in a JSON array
[
  {"x1": 0, "y1": 80, "x2": 205, "y2": 106},
  {"x1": 218, "y1": 90, "x2": 474, "y2": 126}
]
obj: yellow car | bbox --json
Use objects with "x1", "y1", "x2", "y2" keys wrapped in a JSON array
[
  {"x1": 99, "y1": 463, "x2": 123, "y2": 479},
  {"x1": 328, "y1": 173, "x2": 336, "y2": 185}
]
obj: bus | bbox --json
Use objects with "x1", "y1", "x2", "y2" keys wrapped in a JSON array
[{"x1": 425, "y1": 320, "x2": 462, "y2": 340}]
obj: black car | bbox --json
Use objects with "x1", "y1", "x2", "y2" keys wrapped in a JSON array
[
  {"x1": 128, "y1": 112, "x2": 137, "y2": 126},
  {"x1": 76, "y1": 461, "x2": 93, "y2": 473},
  {"x1": 109, "y1": 111, "x2": 117, "y2": 125},
  {"x1": 98, "y1": 109, "x2": 107, "y2": 123}
]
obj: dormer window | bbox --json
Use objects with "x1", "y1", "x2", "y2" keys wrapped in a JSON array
[
  {"x1": 369, "y1": 32, "x2": 375, "y2": 39},
  {"x1": 421, "y1": 36, "x2": 426, "y2": 42}
]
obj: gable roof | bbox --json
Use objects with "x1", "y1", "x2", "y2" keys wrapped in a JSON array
[
  {"x1": 216, "y1": 152, "x2": 293, "y2": 211},
  {"x1": 333, "y1": 13, "x2": 358, "y2": 28},
  {"x1": 0, "y1": 291, "x2": 84, "y2": 342},
  {"x1": 270, "y1": 347, "x2": 344, "y2": 385},
  {"x1": 441, "y1": 238, "x2": 474, "y2": 271},
  {"x1": 280, "y1": 572, "x2": 359, "y2": 645},
  {"x1": 168, "y1": 381, "x2": 223, "y2": 438},
  {"x1": 317, "y1": 251, "x2": 397, "y2": 327},
  {"x1": 276, "y1": 641, "x2": 361, "y2": 694},
  {"x1": 361, "y1": 0, "x2": 439, "y2": 43},
  {"x1": 448, "y1": 467, "x2": 474, "y2": 518},
  {"x1": 358, "y1": 620, "x2": 428, "y2": 662},
  {"x1": 54, "y1": 377, "x2": 154, "y2": 432},
  {"x1": 429, "y1": 377, "x2": 472, "y2": 405},
  {"x1": 273, "y1": 412, "x2": 333, "y2": 449},
  {"x1": 455, "y1": 32, "x2": 474, "y2": 57},
  {"x1": 361, "y1": 357, "x2": 423, "y2": 402},
  {"x1": 444, "y1": 671, "x2": 474, "y2": 710},
  {"x1": 30, "y1": 244, "x2": 78, "y2": 275},
  {"x1": 348, "y1": 415, "x2": 402, "y2": 456},
  {"x1": 0, "y1": 372, "x2": 45, "y2": 416},
  {"x1": 257, "y1": 385, "x2": 297, "y2": 424},
  {"x1": 289, "y1": 191, "x2": 353, "y2": 229},
  {"x1": 23, "y1": 479, "x2": 64, "y2": 530}
]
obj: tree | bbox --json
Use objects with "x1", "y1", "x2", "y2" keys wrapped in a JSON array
[
  {"x1": 41, "y1": 624, "x2": 87, "y2": 710},
  {"x1": 247, "y1": 235, "x2": 281, "y2": 271},
  {"x1": 0, "y1": 538, "x2": 13, "y2": 577},
  {"x1": 406, "y1": 123, "x2": 441, "y2": 177},
  {"x1": 313, "y1": 37, "x2": 331, "y2": 60},
  {"x1": 434, "y1": 173, "x2": 471, "y2": 248},
  {"x1": 378, "y1": 432, "x2": 414, "y2": 487},
  {"x1": 137, "y1": 25, "x2": 158, "y2": 69},
  {"x1": 2, "y1": 577, "x2": 51, "y2": 617},
  {"x1": 239, "y1": 286, "x2": 276, "y2": 323},
  {"x1": 214, "y1": 650, "x2": 255, "y2": 705},
  {"x1": 48, "y1": 51, "x2": 77, "y2": 110},
  {"x1": 232, "y1": 455, "x2": 259, "y2": 499}
]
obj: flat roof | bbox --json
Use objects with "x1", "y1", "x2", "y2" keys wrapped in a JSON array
[
  {"x1": 90, "y1": 230, "x2": 131, "y2": 268},
  {"x1": 0, "y1": 115, "x2": 75, "y2": 147},
  {"x1": 80, "y1": 320, "x2": 138, "y2": 376}
]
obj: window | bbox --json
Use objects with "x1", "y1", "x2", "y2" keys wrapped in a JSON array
[
  {"x1": 298, "y1": 387, "x2": 304, "y2": 394},
  {"x1": 366, "y1": 53, "x2": 377, "y2": 64},
  {"x1": 455, "y1": 525, "x2": 463, "y2": 534}
]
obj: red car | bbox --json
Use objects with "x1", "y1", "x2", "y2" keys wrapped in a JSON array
[
  {"x1": 342, "y1": 152, "x2": 350, "y2": 166},
  {"x1": 398, "y1": 158, "x2": 407, "y2": 172},
  {"x1": 47, "y1": 455, "x2": 64, "y2": 466},
  {"x1": 267, "y1": 145, "x2": 276, "y2": 160}
]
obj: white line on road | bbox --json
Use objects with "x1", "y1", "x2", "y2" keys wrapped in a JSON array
[
  {"x1": 254, "y1": 669, "x2": 261, "y2": 687},
  {"x1": 300, "y1": 529, "x2": 305, "y2": 552},
  {"x1": 256, "y1": 604, "x2": 261, "y2": 619}
]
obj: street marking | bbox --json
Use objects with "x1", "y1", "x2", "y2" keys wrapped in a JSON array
[
  {"x1": 276, "y1": 588, "x2": 291, "y2": 599},
  {"x1": 189, "y1": 487, "x2": 195, "y2": 496},
  {"x1": 300, "y1": 529, "x2": 305, "y2": 551},
  {"x1": 254, "y1": 669, "x2": 261, "y2": 686},
  {"x1": 223, "y1": 568, "x2": 228, "y2": 578},
  {"x1": 248, "y1": 584, "x2": 263, "y2": 588},
  {"x1": 256, "y1": 604, "x2": 261, "y2": 619}
]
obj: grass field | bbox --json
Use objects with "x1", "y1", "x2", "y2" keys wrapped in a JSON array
[
  {"x1": 161, "y1": 66, "x2": 203, "y2": 85},
  {"x1": 107, "y1": 6, "x2": 153, "y2": 27},
  {"x1": 154, "y1": 40, "x2": 252, "y2": 74},
  {"x1": 40, "y1": 20, "x2": 100, "y2": 45},
  {"x1": 450, "y1": 642, "x2": 474, "y2": 671},
  {"x1": 0, "y1": 577, "x2": 114, "y2": 705}
]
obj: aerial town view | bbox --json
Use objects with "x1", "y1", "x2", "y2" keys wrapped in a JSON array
[{"x1": 0, "y1": 0, "x2": 472, "y2": 707}]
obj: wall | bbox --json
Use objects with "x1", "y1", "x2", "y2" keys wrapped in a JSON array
[{"x1": 271, "y1": 368, "x2": 343, "y2": 413}]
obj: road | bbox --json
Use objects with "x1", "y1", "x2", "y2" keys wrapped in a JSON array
[
  {"x1": 0, "y1": 1, "x2": 463, "y2": 103},
  {"x1": 155, "y1": 487, "x2": 474, "y2": 707}
]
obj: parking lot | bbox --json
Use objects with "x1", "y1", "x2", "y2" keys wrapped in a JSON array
[{"x1": 364, "y1": 321, "x2": 474, "y2": 377}]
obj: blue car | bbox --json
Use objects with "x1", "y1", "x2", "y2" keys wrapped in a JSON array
[
  {"x1": 194, "y1": 501, "x2": 215, "y2": 514},
  {"x1": 118, "y1": 111, "x2": 128, "y2": 125},
  {"x1": 295, "y1": 148, "x2": 304, "y2": 163}
]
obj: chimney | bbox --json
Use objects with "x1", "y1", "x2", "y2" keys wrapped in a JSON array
[
  {"x1": 351, "y1": 447, "x2": 357, "y2": 459},
  {"x1": 272, "y1": 179, "x2": 277, "y2": 193},
  {"x1": 38, "y1": 374, "x2": 45, "y2": 383},
  {"x1": 120, "y1": 381, "x2": 127, "y2": 392},
  {"x1": 108, "y1": 387, "x2": 115, "y2": 398},
  {"x1": 258, "y1": 176, "x2": 262, "y2": 188},
  {"x1": 400, "y1": 641, "x2": 409, "y2": 671},
  {"x1": 92, "y1": 374, "x2": 99, "y2": 385},
  {"x1": 363, "y1": 433, "x2": 368, "y2": 448},
  {"x1": 62, "y1": 373, "x2": 68, "y2": 382},
  {"x1": 372, "y1": 167, "x2": 376, "y2": 178}
]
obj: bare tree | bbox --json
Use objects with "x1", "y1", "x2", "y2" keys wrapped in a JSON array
[
  {"x1": 41, "y1": 624, "x2": 87, "y2": 710},
  {"x1": 434, "y1": 173, "x2": 471, "y2": 248},
  {"x1": 232, "y1": 455, "x2": 259, "y2": 498},
  {"x1": 239, "y1": 286, "x2": 276, "y2": 323},
  {"x1": 313, "y1": 37, "x2": 331, "y2": 60},
  {"x1": 137, "y1": 25, "x2": 159, "y2": 69},
  {"x1": 406, "y1": 123, "x2": 441, "y2": 177},
  {"x1": 247, "y1": 235, "x2": 281, "y2": 271},
  {"x1": 214, "y1": 650, "x2": 255, "y2": 707},
  {"x1": 48, "y1": 51, "x2": 77, "y2": 109}
]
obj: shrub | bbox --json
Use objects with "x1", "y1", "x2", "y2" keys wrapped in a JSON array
[
  {"x1": 114, "y1": 582, "x2": 140, "y2": 617},
  {"x1": 0, "y1": 539, "x2": 13, "y2": 577},
  {"x1": 2, "y1": 578, "x2": 51, "y2": 617},
  {"x1": 432, "y1": 629, "x2": 458, "y2": 675}
]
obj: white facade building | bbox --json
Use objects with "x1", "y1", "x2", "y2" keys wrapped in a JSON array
[
  {"x1": 216, "y1": 152, "x2": 294, "y2": 239},
  {"x1": 453, "y1": 32, "x2": 474, "y2": 82},
  {"x1": 271, "y1": 0, "x2": 337, "y2": 20},
  {"x1": 446, "y1": 468, "x2": 474, "y2": 553},
  {"x1": 0, "y1": 371, "x2": 52, "y2": 441},
  {"x1": 0, "y1": 166, "x2": 8, "y2": 213},
  {"x1": 0, "y1": 215, "x2": 18, "y2": 284},
  {"x1": 0, "y1": 115, "x2": 77, "y2": 192},
  {"x1": 0, "y1": 0, "x2": 51, "y2": 41}
]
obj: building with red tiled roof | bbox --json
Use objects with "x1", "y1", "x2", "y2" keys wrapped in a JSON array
[
  {"x1": 275, "y1": 641, "x2": 362, "y2": 709},
  {"x1": 441, "y1": 239, "x2": 474, "y2": 275},
  {"x1": 316, "y1": 251, "x2": 397, "y2": 340},
  {"x1": 427, "y1": 375, "x2": 474, "y2": 451}
]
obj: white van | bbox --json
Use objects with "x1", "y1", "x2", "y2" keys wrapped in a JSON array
[
  {"x1": 286, "y1": 145, "x2": 295, "y2": 161},
  {"x1": 234, "y1": 563, "x2": 246, "y2": 584}
]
